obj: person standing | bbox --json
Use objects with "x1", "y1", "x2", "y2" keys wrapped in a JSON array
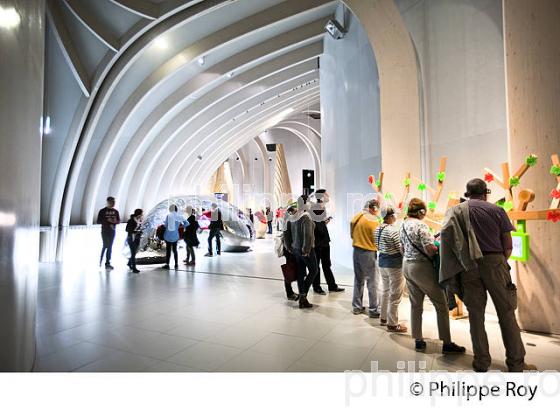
[
  {"x1": 281, "y1": 206, "x2": 299, "y2": 301},
  {"x1": 312, "y1": 189, "x2": 344, "y2": 294},
  {"x1": 284, "y1": 195, "x2": 318, "y2": 309},
  {"x1": 350, "y1": 199, "x2": 381, "y2": 317},
  {"x1": 400, "y1": 198, "x2": 465, "y2": 354},
  {"x1": 374, "y1": 206, "x2": 406, "y2": 332},
  {"x1": 266, "y1": 206, "x2": 273, "y2": 234},
  {"x1": 445, "y1": 178, "x2": 532, "y2": 371},
  {"x1": 183, "y1": 205, "x2": 200, "y2": 266},
  {"x1": 97, "y1": 196, "x2": 120, "y2": 269},
  {"x1": 163, "y1": 204, "x2": 187, "y2": 269},
  {"x1": 205, "y1": 203, "x2": 223, "y2": 257},
  {"x1": 125, "y1": 209, "x2": 143, "y2": 273}
]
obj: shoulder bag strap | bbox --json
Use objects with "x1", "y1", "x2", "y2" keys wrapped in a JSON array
[
  {"x1": 401, "y1": 223, "x2": 433, "y2": 261},
  {"x1": 376, "y1": 225, "x2": 388, "y2": 248}
]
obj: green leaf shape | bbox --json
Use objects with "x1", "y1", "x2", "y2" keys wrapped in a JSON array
[
  {"x1": 525, "y1": 155, "x2": 538, "y2": 167},
  {"x1": 509, "y1": 176, "x2": 520, "y2": 187}
]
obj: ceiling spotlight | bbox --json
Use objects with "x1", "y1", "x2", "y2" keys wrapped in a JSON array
[
  {"x1": 153, "y1": 37, "x2": 168, "y2": 49},
  {"x1": 197, "y1": 56, "x2": 205, "y2": 66},
  {"x1": 236, "y1": 157, "x2": 240, "y2": 161},
  {"x1": 197, "y1": 155, "x2": 202, "y2": 160},
  {"x1": 254, "y1": 158, "x2": 258, "y2": 161},
  {"x1": 325, "y1": 19, "x2": 346, "y2": 40},
  {"x1": 0, "y1": 6, "x2": 21, "y2": 30},
  {"x1": 227, "y1": 71, "x2": 234, "y2": 78}
]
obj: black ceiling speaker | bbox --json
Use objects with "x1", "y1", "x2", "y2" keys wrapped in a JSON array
[{"x1": 266, "y1": 144, "x2": 277, "y2": 152}]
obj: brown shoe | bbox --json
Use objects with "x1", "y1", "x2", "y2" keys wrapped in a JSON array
[
  {"x1": 523, "y1": 363, "x2": 538, "y2": 371},
  {"x1": 387, "y1": 324, "x2": 408, "y2": 333}
]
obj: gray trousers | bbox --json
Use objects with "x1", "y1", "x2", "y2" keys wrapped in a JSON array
[
  {"x1": 460, "y1": 254, "x2": 526, "y2": 372},
  {"x1": 403, "y1": 259, "x2": 451, "y2": 344},
  {"x1": 352, "y1": 248, "x2": 379, "y2": 313},
  {"x1": 379, "y1": 266, "x2": 404, "y2": 326}
]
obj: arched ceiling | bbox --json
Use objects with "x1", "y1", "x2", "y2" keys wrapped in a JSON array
[
  {"x1": 45, "y1": 0, "x2": 336, "y2": 225},
  {"x1": 43, "y1": 0, "x2": 420, "y2": 226}
]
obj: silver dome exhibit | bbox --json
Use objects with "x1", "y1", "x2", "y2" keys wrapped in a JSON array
[{"x1": 136, "y1": 195, "x2": 254, "y2": 264}]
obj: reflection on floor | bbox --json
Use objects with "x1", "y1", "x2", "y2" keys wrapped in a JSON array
[{"x1": 35, "y1": 236, "x2": 560, "y2": 372}]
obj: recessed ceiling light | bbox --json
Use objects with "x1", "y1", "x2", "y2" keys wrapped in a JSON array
[
  {"x1": 197, "y1": 56, "x2": 205, "y2": 66},
  {"x1": 153, "y1": 37, "x2": 168, "y2": 49},
  {"x1": 0, "y1": 6, "x2": 20, "y2": 30},
  {"x1": 227, "y1": 71, "x2": 234, "y2": 78}
]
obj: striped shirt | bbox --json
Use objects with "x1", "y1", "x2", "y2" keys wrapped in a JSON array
[
  {"x1": 374, "y1": 223, "x2": 401, "y2": 255},
  {"x1": 375, "y1": 223, "x2": 403, "y2": 268}
]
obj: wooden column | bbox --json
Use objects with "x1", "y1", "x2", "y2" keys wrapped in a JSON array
[{"x1": 503, "y1": 0, "x2": 560, "y2": 334}]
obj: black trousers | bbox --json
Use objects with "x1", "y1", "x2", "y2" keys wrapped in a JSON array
[
  {"x1": 208, "y1": 229, "x2": 221, "y2": 254},
  {"x1": 186, "y1": 243, "x2": 195, "y2": 263},
  {"x1": 100, "y1": 230, "x2": 116, "y2": 265},
  {"x1": 313, "y1": 245, "x2": 338, "y2": 291},
  {"x1": 292, "y1": 248, "x2": 319, "y2": 297},
  {"x1": 128, "y1": 237, "x2": 138, "y2": 269},
  {"x1": 165, "y1": 241, "x2": 178, "y2": 266}
]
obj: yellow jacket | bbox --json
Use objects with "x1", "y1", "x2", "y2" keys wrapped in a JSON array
[{"x1": 350, "y1": 211, "x2": 379, "y2": 251}]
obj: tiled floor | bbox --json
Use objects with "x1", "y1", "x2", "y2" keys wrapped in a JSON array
[{"x1": 34, "y1": 235, "x2": 560, "y2": 372}]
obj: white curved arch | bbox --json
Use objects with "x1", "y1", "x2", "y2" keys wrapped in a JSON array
[
  {"x1": 108, "y1": 31, "x2": 325, "y2": 219},
  {"x1": 54, "y1": 0, "x2": 233, "y2": 227},
  {"x1": 128, "y1": 62, "x2": 320, "y2": 213},
  {"x1": 174, "y1": 86, "x2": 320, "y2": 196},
  {"x1": 77, "y1": 4, "x2": 333, "y2": 224},
  {"x1": 189, "y1": 92, "x2": 321, "y2": 198},
  {"x1": 269, "y1": 125, "x2": 321, "y2": 187}
]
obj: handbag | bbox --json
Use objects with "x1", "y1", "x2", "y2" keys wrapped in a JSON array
[{"x1": 281, "y1": 260, "x2": 297, "y2": 283}]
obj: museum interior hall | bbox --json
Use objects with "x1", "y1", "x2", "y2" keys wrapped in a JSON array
[{"x1": 1, "y1": 0, "x2": 560, "y2": 373}]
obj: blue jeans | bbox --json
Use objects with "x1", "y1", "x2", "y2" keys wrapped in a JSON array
[
  {"x1": 352, "y1": 248, "x2": 379, "y2": 313},
  {"x1": 292, "y1": 248, "x2": 319, "y2": 297}
]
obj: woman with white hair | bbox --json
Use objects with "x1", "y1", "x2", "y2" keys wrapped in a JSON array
[{"x1": 162, "y1": 204, "x2": 188, "y2": 269}]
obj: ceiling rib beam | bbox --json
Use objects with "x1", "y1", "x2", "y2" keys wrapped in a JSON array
[
  {"x1": 108, "y1": 0, "x2": 159, "y2": 20},
  {"x1": 46, "y1": 0, "x2": 91, "y2": 97},
  {"x1": 64, "y1": 0, "x2": 120, "y2": 52}
]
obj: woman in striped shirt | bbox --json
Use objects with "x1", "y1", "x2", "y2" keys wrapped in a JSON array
[{"x1": 374, "y1": 207, "x2": 407, "y2": 333}]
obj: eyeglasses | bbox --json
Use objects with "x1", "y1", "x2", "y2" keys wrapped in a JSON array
[{"x1": 486, "y1": 188, "x2": 492, "y2": 195}]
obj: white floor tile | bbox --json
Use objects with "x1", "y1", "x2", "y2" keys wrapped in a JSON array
[{"x1": 166, "y1": 342, "x2": 243, "y2": 371}]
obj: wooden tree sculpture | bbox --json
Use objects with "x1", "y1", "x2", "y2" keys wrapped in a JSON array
[
  {"x1": 368, "y1": 172, "x2": 384, "y2": 194},
  {"x1": 483, "y1": 154, "x2": 560, "y2": 223},
  {"x1": 408, "y1": 157, "x2": 450, "y2": 230}
]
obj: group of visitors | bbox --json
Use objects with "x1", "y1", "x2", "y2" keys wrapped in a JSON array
[
  {"x1": 97, "y1": 198, "x2": 223, "y2": 272},
  {"x1": 281, "y1": 189, "x2": 345, "y2": 308},
  {"x1": 98, "y1": 176, "x2": 532, "y2": 372},
  {"x1": 281, "y1": 179, "x2": 532, "y2": 372}
]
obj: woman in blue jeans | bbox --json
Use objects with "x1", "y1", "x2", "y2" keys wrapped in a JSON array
[{"x1": 162, "y1": 204, "x2": 188, "y2": 269}]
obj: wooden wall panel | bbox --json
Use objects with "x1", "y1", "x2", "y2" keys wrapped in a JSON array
[
  {"x1": 343, "y1": 0, "x2": 422, "y2": 194},
  {"x1": 503, "y1": 0, "x2": 560, "y2": 334}
]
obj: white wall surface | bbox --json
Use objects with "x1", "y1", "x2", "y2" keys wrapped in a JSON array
[
  {"x1": 0, "y1": 0, "x2": 45, "y2": 370},
  {"x1": 320, "y1": 4, "x2": 382, "y2": 268},
  {"x1": 396, "y1": 0, "x2": 508, "y2": 203}
]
